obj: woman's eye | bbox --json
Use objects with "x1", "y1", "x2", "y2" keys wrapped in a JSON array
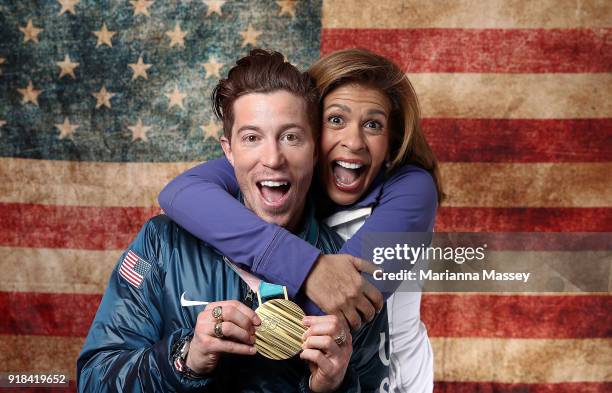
[
  {"x1": 364, "y1": 120, "x2": 384, "y2": 132},
  {"x1": 327, "y1": 115, "x2": 344, "y2": 126},
  {"x1": 364, "y1": 120, "x2": 382, "y2": 129}
]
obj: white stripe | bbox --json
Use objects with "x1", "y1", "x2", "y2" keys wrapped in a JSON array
[
  {"x1": 431, "y1": 337, "x2": 612, "y2": 383},
  {"x1": 4, "y1": 158, "x2": 611, "y2": 208},
  {"x1": 322, "y1": 0, "x2": 611, "y2": 28},
  {"x1": 0, "y1": 247, "x2": 118, "y2": 294},
  {"x1": 411, "y1": 73, "x2": 612, "y2": 119},
  {"x1": 2, "y1": 247, "x2": 609, "y2": 294}
]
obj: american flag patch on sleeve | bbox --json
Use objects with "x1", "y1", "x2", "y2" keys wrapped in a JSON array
[{"x1": 119, "y1": 250, "x2": 151, "y2": 288}]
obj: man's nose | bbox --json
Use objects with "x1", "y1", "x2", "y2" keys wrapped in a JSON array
[
  {"x1": 341, "y1": 123, "x2": 366, "y2": 152},
  {"x1": 261, "y1": 141, "x2": 286, "y2": 169}
]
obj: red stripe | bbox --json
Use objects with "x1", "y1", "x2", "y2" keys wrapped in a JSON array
[
  {"x1": 321, "y1": 28, "x2": 612, "y2": 73},
  {"x1": 432, "y1": 233, "x2": 612, "y2": 251},
  {"x1": 0, "y1": 203, "x2": 158, "y2": 250},
  {"x1": 422, "y1": 119, "x2": 612, "y2": 162},
  {"x1": 0, "y1": 381, "x2": 77, "y2": 392},
  {"x1": 1, "y1": 204, "x2": 610, "y2": 250},
  {"x1": 0, "y1": 292, "x2": 101, "y2": 337},
  {"x1": 436, "y1": 207, "x2": 612, "y2": 232},
  {"x1": 2, "y1": 292, "x2": 610, "y2": 339},
  {"x1": 422, "y1": 294, "x2": 612, "y2": 338},
  {"x1": 434, "y1": 382, "x2": 612, "y2": 393}
]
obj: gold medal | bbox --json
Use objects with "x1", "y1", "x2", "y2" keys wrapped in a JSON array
[
  {"x1": 222, "y1": 256, "x2": 306, "y2": 360},
  {"x1": 254, "y1": 298, "x2": 306, "y2": 360}
]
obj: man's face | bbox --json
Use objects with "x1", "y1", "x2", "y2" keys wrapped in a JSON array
[{"x1": 220, "y1": 90, "x2": 317, "y2": 232}]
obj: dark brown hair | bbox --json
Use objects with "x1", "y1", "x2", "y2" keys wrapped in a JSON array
[
  {"x1": 212, "y1": 49, "x2": 319, "y2": 139},
  {"x1": 309, "y1": 48, "x2": 445, "y2": 203}
]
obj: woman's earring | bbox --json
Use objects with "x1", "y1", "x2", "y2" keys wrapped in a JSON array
[{"x1": 385, "y1": 160, "x2": 391, "y2": 168}]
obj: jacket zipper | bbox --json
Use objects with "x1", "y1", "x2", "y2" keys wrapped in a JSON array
[{"x1": 244, "y1": 287, "x2": 255, "y2": 308}]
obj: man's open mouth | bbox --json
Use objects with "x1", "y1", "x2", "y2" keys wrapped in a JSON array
[
  {"x1": 257, "y1": 180, "x2": 291, "y2": 205},
  {"x1": 332, "y1": 160, "x2": 367, "y2": 191}
]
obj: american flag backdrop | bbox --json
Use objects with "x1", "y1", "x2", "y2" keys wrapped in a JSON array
[{"x1": 0, "y1": 0, "x2": 611, "y2": 392}]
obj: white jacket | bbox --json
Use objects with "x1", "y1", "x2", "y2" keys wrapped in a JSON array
[{"x1": 326, "y1": 207, "x2": 434, "y2": 393}]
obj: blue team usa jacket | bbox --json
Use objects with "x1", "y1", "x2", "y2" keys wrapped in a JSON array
[{"x1": 77, "y1": 213, "x2": 388, "y2": 392}]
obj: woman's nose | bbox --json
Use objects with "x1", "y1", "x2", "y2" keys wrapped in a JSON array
[{"x1": 341, "y1": 123, "x2": 366, "y2": 152}]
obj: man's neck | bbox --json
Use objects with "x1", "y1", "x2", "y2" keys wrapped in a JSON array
[{"x1": 284, "y1": 212, "x2": 305, "y2": 235}]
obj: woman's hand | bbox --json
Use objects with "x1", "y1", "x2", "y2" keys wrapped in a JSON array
[
  {"x1": 186, "y1": 300, "x2": 261, "y2": 374},
  {"x1": 304, "y1": 254, "x2": 383, "y2": 330},
  {"x1": 300, "y1": 315, "x2": 352, "y2": 392}
]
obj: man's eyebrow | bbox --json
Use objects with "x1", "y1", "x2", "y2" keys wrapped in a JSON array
[
  {"x1": 235, "y1": 125, "x2": 261, "y2": 134},
  {"x1": 324, "y1": 103, "x2": 351, "y2": 112},
  {"x1": 280, "y1": 123, "x2": 306, "y2": 131}
]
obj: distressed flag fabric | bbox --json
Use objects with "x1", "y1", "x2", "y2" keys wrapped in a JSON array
[
  {"x1": 319, "y1": 1, "x2": 612, "y2": 392},
  {"x1": 0, "y1": 1, "x2": 610, "y2": 392},
  {"x1": 118, "y1": 250, "x2": 150, "y2": 288}
]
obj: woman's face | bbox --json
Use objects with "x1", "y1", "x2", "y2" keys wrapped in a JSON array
[{"x1": 319, "y1": 83, "x2": 391, "y2": 205}]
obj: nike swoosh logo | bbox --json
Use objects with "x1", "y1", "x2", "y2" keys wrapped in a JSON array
[{"x1": 180, "y1": 292, "x2": 209, "y2": 307}]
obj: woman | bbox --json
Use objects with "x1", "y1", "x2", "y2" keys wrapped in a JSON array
[{"x1": 159, "y1": 48, "x2": 443, "y2": 392}]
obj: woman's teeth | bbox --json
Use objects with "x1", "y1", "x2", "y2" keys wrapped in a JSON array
[{"x1": 336, "y1": 160, "x2": 363, "y2": 169}]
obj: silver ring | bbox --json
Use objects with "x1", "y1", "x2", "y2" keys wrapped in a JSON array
[
  {"x1": 212, "y1": 305, "x2": 223, "y2": 321},
  {"x1": 334, "y1": 330, "x2": 347, "y2": 346},
  {"x1": 214, "y1": 322, "x2": 224, "y2": 338}
]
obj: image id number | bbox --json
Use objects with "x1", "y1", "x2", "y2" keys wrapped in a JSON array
[{"x1": 0, "y1": 372, "x2": 69, "y2": 387}]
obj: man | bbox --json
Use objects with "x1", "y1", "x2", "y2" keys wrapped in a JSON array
[{"x1": 78, "y1": 49, "x2": 388, "y2": 392}]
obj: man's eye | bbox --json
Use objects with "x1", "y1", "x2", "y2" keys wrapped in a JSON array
[
  {"x1": 244, "y1": 135, "x2": 258, "y2": 143},
  {"x1": 282, "y1": 133, "x2": 300, "y2": 143}
]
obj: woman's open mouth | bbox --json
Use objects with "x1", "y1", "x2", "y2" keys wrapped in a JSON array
[
  {"x1": 256, "y1": 180, "x2": 291, "y2": 207},
  {"x1": 331, "y1": 160, "x2": 367, "y2": 192}
]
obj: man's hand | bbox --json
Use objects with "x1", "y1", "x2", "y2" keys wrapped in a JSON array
[
  {"x1": 304, "y1": 254, "x2": 384, "y2": 330},
  {"x1": 186, "y1": 300, "x2": 261, "y2": 374},
  {"x1": 300, "y1": 315, "x2": 352, "y2": 392}
]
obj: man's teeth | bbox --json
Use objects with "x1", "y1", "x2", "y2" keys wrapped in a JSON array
[
  {"x1": 259, "y1": 180, "x2": 288, "y2": 187},
  {"x1": 336, "y1": 161, "x2": 363, "y2": 170}
]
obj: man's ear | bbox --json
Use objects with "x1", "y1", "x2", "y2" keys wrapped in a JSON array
[{"x1": 220, "y1": 136, "x2": 234, "y2": 167}]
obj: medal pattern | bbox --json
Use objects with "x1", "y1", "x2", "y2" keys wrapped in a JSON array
[{"x1": 255, "y1": 299, "x2": 307, "y2": 360}]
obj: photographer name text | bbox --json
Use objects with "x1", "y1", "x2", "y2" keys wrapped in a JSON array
[{"x1": 373, "y1": 269, "x2": 531, "y2": 283}]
